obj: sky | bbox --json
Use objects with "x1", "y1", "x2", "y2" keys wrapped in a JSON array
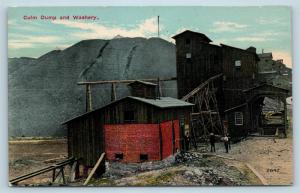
[{"x1": 8, "y1": 6, "x2": 292, "y2": 67}]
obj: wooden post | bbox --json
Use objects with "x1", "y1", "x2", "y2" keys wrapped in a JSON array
[
  {"x1": 70, "y1": 161, "x2": 78, "y2": 182},
  {"x1": 157, "y1": 77, "x2": 160, "y2": 99},
  {"x1": 83, "y1": 153, "x2": 105, "y2": 186},
  {"x1": 52, "y1": 169, "x2": 56, "y2": 182},
  {"x1": 61, "y1": 168, "x2": 66, "y2": 184},
  {"x1": 111, "y1": 83, "x2": 117, "y2": 101},
  {"x1": 86, "y1": 84, "x2": 93, "y2": 112}
]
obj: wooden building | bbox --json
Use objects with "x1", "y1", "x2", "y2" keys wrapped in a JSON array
[
  {"x1": 221, "y1": 44, "x2": 260, "y2": 109},
  {"x1": 63, "y1": 81, "x2": 193, "y2": 166},
  {"x1": 173, "y1": 30, "x2": 289, "y2": 140},
  {"x1": 127, "y1": 80, "x2": 157, "y2": 99},
  {"x1": 172, "y1": 30, "x2": 223, "y2": 99}
]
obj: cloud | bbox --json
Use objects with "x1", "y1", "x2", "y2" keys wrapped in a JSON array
[
  {"x1": 272, "y1": 51, "x2": 293, "y2": 68},
  {"x1": 210, "y1": 21, "x2": 248, "y2": 33},
  {"x1": 9, "y1": 35, "x2": 61, "y2": 49},
  {"x1": 231, "y1": 31, "x2": 283, "y2": 43},
  {"x1": 256, "y1": 18, "x2": 286, "y2": 25},
  {"x1": 52, "y1": 17, "x2": 159, "y2": 40}
]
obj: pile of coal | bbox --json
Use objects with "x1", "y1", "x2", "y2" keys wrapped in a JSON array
[{"x1": 175, "y1": 152, "x2": 203, "y2": 163}]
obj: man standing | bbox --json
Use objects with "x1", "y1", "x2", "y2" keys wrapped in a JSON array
[
  {"x1": 224, "y1": 135, "x2": 229, "y2": 153},
  {"x1": 210, "y1": 133, "x2": 216, "y2": 152}
]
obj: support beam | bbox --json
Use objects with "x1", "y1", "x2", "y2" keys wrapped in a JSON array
[
  {"x1": 83, "y1": 153, "x2": 105, "y2": 186},
  {"x1": 111, "y1": 83, "x2": 117, "y2": 101},
  {"x1": 86, "y1": 84, "x2": 93, "y2": 112},
  {"x1": 78, "y1": 77, "x2": 177, "y2": 85}
]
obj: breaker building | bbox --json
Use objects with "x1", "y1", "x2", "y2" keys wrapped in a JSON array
[{"x1": 172, "y1": 30, "x2": 289, "y2": 141}]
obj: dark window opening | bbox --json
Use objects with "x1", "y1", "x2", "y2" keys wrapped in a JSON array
[
  {"x1": 185, "y1": 38, "x2": 190, "y2": 45},
  {"x1": 124, "y1": 110, "x2": 135, "y2": 122},
  {"x1": 115, "y1": 153, "x2": 123, "y2": 161},
  {"x1": 140, "y1": 154, "x2": 148, "y2": 162}
]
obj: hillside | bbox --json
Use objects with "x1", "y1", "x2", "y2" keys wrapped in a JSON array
[{"x1": 8, "y1": 37, "x2": 177, "y2": 137}]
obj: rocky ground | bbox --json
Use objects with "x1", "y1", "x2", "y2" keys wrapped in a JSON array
[
  {"x1": 84, "y1": 152, "x2": 260, "y2": 186},
  {"x1": 9, "y1": 130, "x2": 293, "y2": 186}
]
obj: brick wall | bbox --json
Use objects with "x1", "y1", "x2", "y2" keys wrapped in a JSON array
[
  {"x1": 104, "y1": 124, "x2": 160, "y2": 162},
  {"x1": 104, "y1": 120, "x2": 181, "y2": 163}
]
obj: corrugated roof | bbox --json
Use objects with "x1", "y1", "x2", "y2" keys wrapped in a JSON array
[{"x1": 128, "y1": 96, "x2": 194, "y2": 108}]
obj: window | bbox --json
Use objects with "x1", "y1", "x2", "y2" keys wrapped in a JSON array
[
  {"x1": 115, "y1": 153, "x2": 123, "y2": 161},
  {"x1": 185, "y1": 39, "x2": 191, "y2": 45},
  {"x1": 140, "y1": 154, "x2": 148, "y2": 162},
  {"x1": 186, "y1": 53, "x2": 192, "y2": 58},
  {"x1": 235, "y1": 60, "x2": 241, "y2": 67},
  {"x1": 124, "y1": 110, "x2": 135, "y2": 122},
  {"x1": 235, "y1": 112, "x2": 243, "y2": 125}
]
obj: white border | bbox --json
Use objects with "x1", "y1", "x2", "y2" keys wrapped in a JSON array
[{"x1": 1, "y1": 0, "x2": 299, "y2": 193}]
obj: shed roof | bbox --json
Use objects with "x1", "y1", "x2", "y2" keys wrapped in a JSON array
[
  {"x1": 62, "y1": 96, "x2": 194, "y2": 124},
  {"x1": 172, "y1": 30, "x2": 212, "y2": 42}
]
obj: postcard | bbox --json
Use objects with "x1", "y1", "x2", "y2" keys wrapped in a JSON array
[{"x1": 8, "y1": 6, "x2": 293, "y2": 186}]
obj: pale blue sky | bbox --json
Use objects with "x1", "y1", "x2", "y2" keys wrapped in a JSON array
[{"x1": 8, "y1": 6, "x2": 292, "y2": 67}]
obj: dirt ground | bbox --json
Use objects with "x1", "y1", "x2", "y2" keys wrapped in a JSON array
[
  {"x1": 9, "y1": 124, "x2": 293, "y2": 186},
  {"x1": 9, "y1": 138, "x2": 68, "y2": 186},
  {"x1": 213, "y1": 136, "x2": 293, "y2": 185}
]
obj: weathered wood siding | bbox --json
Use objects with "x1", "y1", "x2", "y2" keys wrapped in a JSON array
[
  {"x1": 67, "y1": 110, "x2": 105, "y2": 166},
  {"x1": 225, "y1": 106, "x2": 249, "y2": 141},
  {"x1": 66, "y1": 98, "x2": 192, "y2": 165},
  {"x1": 175, "y1": 33, "x2": 223, "y2": 98},
  {"x1": 129, "y1": 84, "x2": 156, "y2": 99},
  {"x1": 222, "y1": 46, "x2": 258, "y2": 90}
]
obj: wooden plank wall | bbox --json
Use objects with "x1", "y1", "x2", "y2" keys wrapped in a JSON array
[
  {"x1": 175, "y1": 33, "x2": 223, "y2": 98},
  {"x1": 67, "y1": 99, "x2": 192, "y2": 165}
]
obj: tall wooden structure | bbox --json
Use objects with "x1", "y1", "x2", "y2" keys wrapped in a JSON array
[
  {"x1": 173, "y1": 30, "x2": 289, "y2": 141},
  {"x1": 172, "y1": 30, "x2": 223, "y2": 99}
]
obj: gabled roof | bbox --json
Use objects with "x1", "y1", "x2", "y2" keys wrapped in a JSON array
[
  {"x1": 172, "y1": 30, "x2": 212, "y2": 42},
  {"x1": 128, "y1": 80, "x2": 157, "y2": 87},
  {"x1": 62, "y1": 96, "x2": 194, "y2": 125}
]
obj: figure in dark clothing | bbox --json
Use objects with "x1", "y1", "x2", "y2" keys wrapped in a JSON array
[
  {"x1": 224, "y1": 135, "x2": 229, "y2": 153},
  {"x1": 184, "y1": 132, "x2": 190, "y2": 151},
  {"x1": 210, "y1": 133, "x2": 216, "y2": 152}
]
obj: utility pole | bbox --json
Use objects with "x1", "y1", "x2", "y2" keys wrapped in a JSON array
[{"x1": 157, "y1": 15, "x2": 160, "y2": 37}]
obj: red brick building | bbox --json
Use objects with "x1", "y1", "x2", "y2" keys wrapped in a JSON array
[{"x1": 63, "y1": 81, "x2": 193, "y2": 165}]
